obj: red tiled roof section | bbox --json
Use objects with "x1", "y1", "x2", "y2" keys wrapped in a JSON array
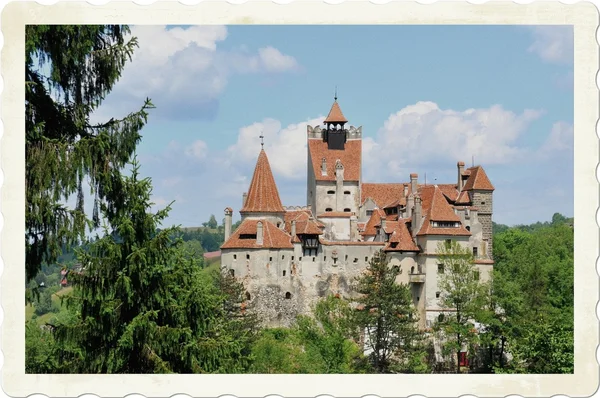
[
  {"x1": 385, "y1": 219, "x2": 420, "y2": 252},
  {"x1": 429, "y1": 186, "x2": 461, "y2": 222},
  {"x1": 318, "y1": 211, "x2": 353, "y2": 218},
  {"x1": 462, "y1": 166, "x2": 495, "y2": 191},
  {"x1": 437, "y1": 184, "x2": 459, "y2": 202},
  {"x1": 361, "y1": 183, "x2": 410, "y2": 207},
  {"x1": 319, "y1": 239, "x2": 385, "y2": 246},
  {"x1": 455, "y1": 191, "x2": 471, "y2": 205},
  {"x1": 221, "y1": 219, "x2": 293, "y2": 249},
  {"x1": 362, "y1": 208, "x2": 386, "y2": 236},
  {"x1": 284, "y1": 210, "x2": 324, "y2": 235},
  {"x1": 308, "y1": 139, "x2": 361, "y2": 181},
  {"x1": 240, "y1": 150, "x2": 285, "y2": 213},
  {"x1": 324, "y1": 100, "x2": 348, "y2": 124},
  {"x1": 417, "y1": 215, "x2": 471, "y2": 236}
]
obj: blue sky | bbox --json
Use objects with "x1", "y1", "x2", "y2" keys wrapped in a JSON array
[{"x1": 92, "y1": 24, "x2": 574, "y2": 227}]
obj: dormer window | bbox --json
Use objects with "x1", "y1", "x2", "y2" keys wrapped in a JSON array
[{"x1": 432, "y1": 221, "x2": 460, "y2": 228}]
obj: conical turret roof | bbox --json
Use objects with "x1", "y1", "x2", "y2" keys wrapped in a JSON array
[
  {"x1": 324, "y1": 100, "x2": 348, "y2": 124},
  {"x1": 240, "y1": 149, "x2": 285, "y2": 213}
]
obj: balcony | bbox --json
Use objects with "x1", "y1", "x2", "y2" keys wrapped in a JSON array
[{"x1": 409, "y1": 273, "x2": 425, "y2": 283}]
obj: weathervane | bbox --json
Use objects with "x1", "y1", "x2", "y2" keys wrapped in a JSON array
[
  {"x1": 259, "y1": 133, "x2": 264, "y2": 149},
  {"x1": 334, "y1": 85, "x2": 338, "y2": 101}
]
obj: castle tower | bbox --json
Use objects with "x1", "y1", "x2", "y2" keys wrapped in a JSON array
[
  {"x1": 462, "y1": 166, "x2": 495, "y2": 258},
  {"x1": 240, "y1": 148, "x2": 285, "y2": 227},
  {"x1": 306, "y1": 97, "x2": 363, "y2": 218}
]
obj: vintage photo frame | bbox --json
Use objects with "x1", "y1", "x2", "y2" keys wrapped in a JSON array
[{"x1": 2, "y1": 1, "x2": 598, "y2": 397}]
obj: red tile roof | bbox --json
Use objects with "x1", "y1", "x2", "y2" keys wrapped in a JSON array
[
  {"x1": 455, "y1": 191, "x2": 471, "y2": 205},
  {"x1": 240, "y1": 149, "x2": 285, "y2": 213},
  {"x1": 308, "y1": 139, "x2": 361, "y2": 182},
  {"x1": 318, "y1": 211, "x2": 354, "y2": 218},
  {"x1": 284, "y1": 210, "x2": 324, "y2": 235},
  {"x1": 416, "y1": 215, "x2": 471, "y2": 236},
  {"x1": 429, "y1": 186, "x2": 461, "y2": 222},
  {"x1": 361, "y1": 183, "x2": 411, "y2": 207},
  {"x1": 221, "y1": 219, "x2": 293, "y2": 249},
  {"x1": 362, "y1": 208, "x2": 386, "y2": 236},
  {"x1": 319, "y1": 239, "x2": 385, "y2": 246},
  {"x1": 324, "y1": 100, "x2": 348, "y2": 124},
  {"x1": 437, "y1": 184, "x2": 459, "y2": 202},
  {"x1": 462, "y1": 166, "x2": 495, "y2": 191},
  {"x1": 385, "y1": 219, "x2": 420, "y2": 252},
  {"x1": 203, "y1": 250, "x2": 222, "y2": 259}
]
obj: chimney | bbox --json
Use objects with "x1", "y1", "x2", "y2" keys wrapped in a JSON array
[
  {"x1": 412, "y1": 196, "x2": 422, "y2": 238},
  {"x1": 350, "y1": 215, "x2": 358, "y2": 241},
  {"x1": 321, "y1": 158, "x2": 327, "y2": 176},
  {"x1": 410, "y1": 173, "x2": 418, "y2": 195},
  {"x1": 256, "y1": 221, "x2": 264, "y2": 246},
  {"x1": 291, "y1": 220, "x2": 297, "y2": 237},
  {"x1": 403, "y1": 183, "x2": 409, "y2": 198},
  {"x1": 224, "y1": 207, "x2": 233, "y2": 241},
  {"x1": 242, "y1": 192, "x2": 248, "y2": 207},
  {"x1": 457, "y1": 161, "x2": 465, "y2": 191},
  {"x1": 407, "y1": 194, "x2": 414, "y2": 218},
  {"x1": 380, "y1": 217, "x2": 387, "y2": 241}
]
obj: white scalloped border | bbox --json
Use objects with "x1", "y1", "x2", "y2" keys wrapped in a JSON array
[{"x1": 1, "y1": 1, "x2": 597, "y2": 397}]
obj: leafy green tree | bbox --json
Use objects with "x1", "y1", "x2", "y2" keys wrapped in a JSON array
[
  {"x1": 54, "y1": 160, "x2": 253, "y2": 373},
  {"x1": 353, "y1": 250, "x2": 426, "y2": 373},
  {"x1": 296, "y1": 295, "x2": 368, "y2": 374},
  {"x1": 207, "y1": 214, "x2": 218, "y2": 229},
  {"x1": 26, "y1": 25, "x2": 153, "y2": 285},
  {"x1": 435, "y1": 240, "x2": 485, "y2": 373},
  {"x1": 250, "y1": 328, "x2": 319, "y2": 373},
  {"x1": 26, "y1": 321, "x2": 58, "y2": 373}
]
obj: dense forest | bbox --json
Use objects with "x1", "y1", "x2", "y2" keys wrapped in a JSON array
[{"x1": 25, "y1": 24, "x2": 573, "y2": 374}]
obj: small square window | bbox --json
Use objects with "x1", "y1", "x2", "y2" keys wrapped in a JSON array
[
  {"x1": 436, "y1": 291, "x2": 440, "y2": 298},
  {"x1": 365, "y1": 257, "x2": 368, "y2": 262},
  {"x1": 299, "y1": 257, "x2": 302, "y2": 261},
  {"x1": 246, "y1": 254, "x2": 250, "y2": 260},
  {"x1": 233, "y1": 254, "x2": 237, "y2": 260},
  {"x1": 353, "y1": 258, "x2": 358, "y2": 263}
]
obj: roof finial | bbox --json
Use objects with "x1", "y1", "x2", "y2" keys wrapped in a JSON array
[
  {"x1": 334, "y1": 86, "x2": 338, "y2": 102},
  {"x1": 260, "y1": 133, "x2": 264, "y2": 149}
]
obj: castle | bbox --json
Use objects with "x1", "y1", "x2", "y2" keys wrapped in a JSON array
[{"x1": 220, "y1": 98, "x2": 495, "y2": 328}]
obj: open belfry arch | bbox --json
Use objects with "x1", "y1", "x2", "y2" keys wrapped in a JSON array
[{"x1": 220, "y1": 96, "x2": 495, "y2": 328}]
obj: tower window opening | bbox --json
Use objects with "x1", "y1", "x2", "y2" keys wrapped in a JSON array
[
  {"x1": 269, "y1": 257, "x2": 273, "y2": 262},
  {"x1": 292, "y1": 256, "x2": 294, "y2": 260},
  {"x1": 353, "y1": 258, "x2": 358, "y2": 263},
  {"x1": 344, "y1": 191, "x2": 351, "y2": 195},
  {"x1": 246, "y1": 254, "x2": 250, "y2": 260},
  {"x1": 345, "y1": 254, "x2": 348, "y2": 261},
  {"x1": 325, "y1": 208, "x2": 333, "y2": 212},
  {"x1": 285, "y1": 292, "x2": 292, "y2": 299},
  {"x1": 365, "y1": 257, "x2": 368, "y2": 262},
  {"x1": 327, "y1": 190, "x2": 335, "y2": 195},
  {"x1": 233, "y1": 254, "x2": 237, "y2": 260},
  {"x1": 245, "y1": 292, "x2": 251, "y2": 301},
  {"x1": 344, "y1": 208, "x2": 351, "y2": 212},
  {"x1": 229, "y1": 269, "x2": 235, "y2": 277},
  {"x1": 436, "y1": 291, "x2": 441, "y2": 298},
  {"x1": 282, "y1": 255, "x2": 285, "y2": 260},
  {"x1": 283, "y1": 270, "x2": 286, "y2": 276}
]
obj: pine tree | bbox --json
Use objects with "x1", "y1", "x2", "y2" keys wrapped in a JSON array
[
  {"x1": 353, "y1": 250, "x2": 427, "y2": 373},
  {"x1": 54, "y1": 159, "x2": 254, "y2": 373},
  {"x1": 26, "y1": 25, "x2": 154, "y2": 284}
]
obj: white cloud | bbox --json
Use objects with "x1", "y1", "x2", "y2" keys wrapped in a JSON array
[
  {"x1": 258, "y1": 46, "x2": 299, "y2": 72},
  {"x1": 363, "y1": 101, "x2": 543, "y2": 181},
  {"x1": 185, "y1": 140, "x2": 208, "y2": 160},
  {"x1": 540, "y1": 121, "x2": 573, "y2": 154},
  {"x1": 94, "y1": 25, "x2": 299, "y2": 122},
  {"x1": 227, "y1": 116, "x2": 323, "y2": 180},
  {"x1": 527, "y1": 26, "x2": 573, "y2": 65}
]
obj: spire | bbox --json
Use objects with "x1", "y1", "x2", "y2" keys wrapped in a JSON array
[
  {"x1": 240, "y1": 149, "x2": 285, "y2": 213},
  {"x1": 324, "y1": 99, "x2": 348, "y2": 124}
]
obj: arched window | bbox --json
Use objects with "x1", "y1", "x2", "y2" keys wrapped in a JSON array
[
  {"x1": 410, "y1": 266, "x2": 415, "y2": 274},
  {"x1": 285, "y1": 292, "x2": 292, "y2": 299}
]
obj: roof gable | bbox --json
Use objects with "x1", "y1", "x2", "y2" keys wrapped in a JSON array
[
  {"x1": 240, "y1": 149, "x2": 285, "y2": 213},
  {"x1": 462, "y1": 166, "x2": 495, "y2": 191},
  {"x1": 221, "y1": 219, "x2": 293, "y2": 249},
  {"x1": 429, "y1": 186, "x2": 461, "y2": 222}
]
